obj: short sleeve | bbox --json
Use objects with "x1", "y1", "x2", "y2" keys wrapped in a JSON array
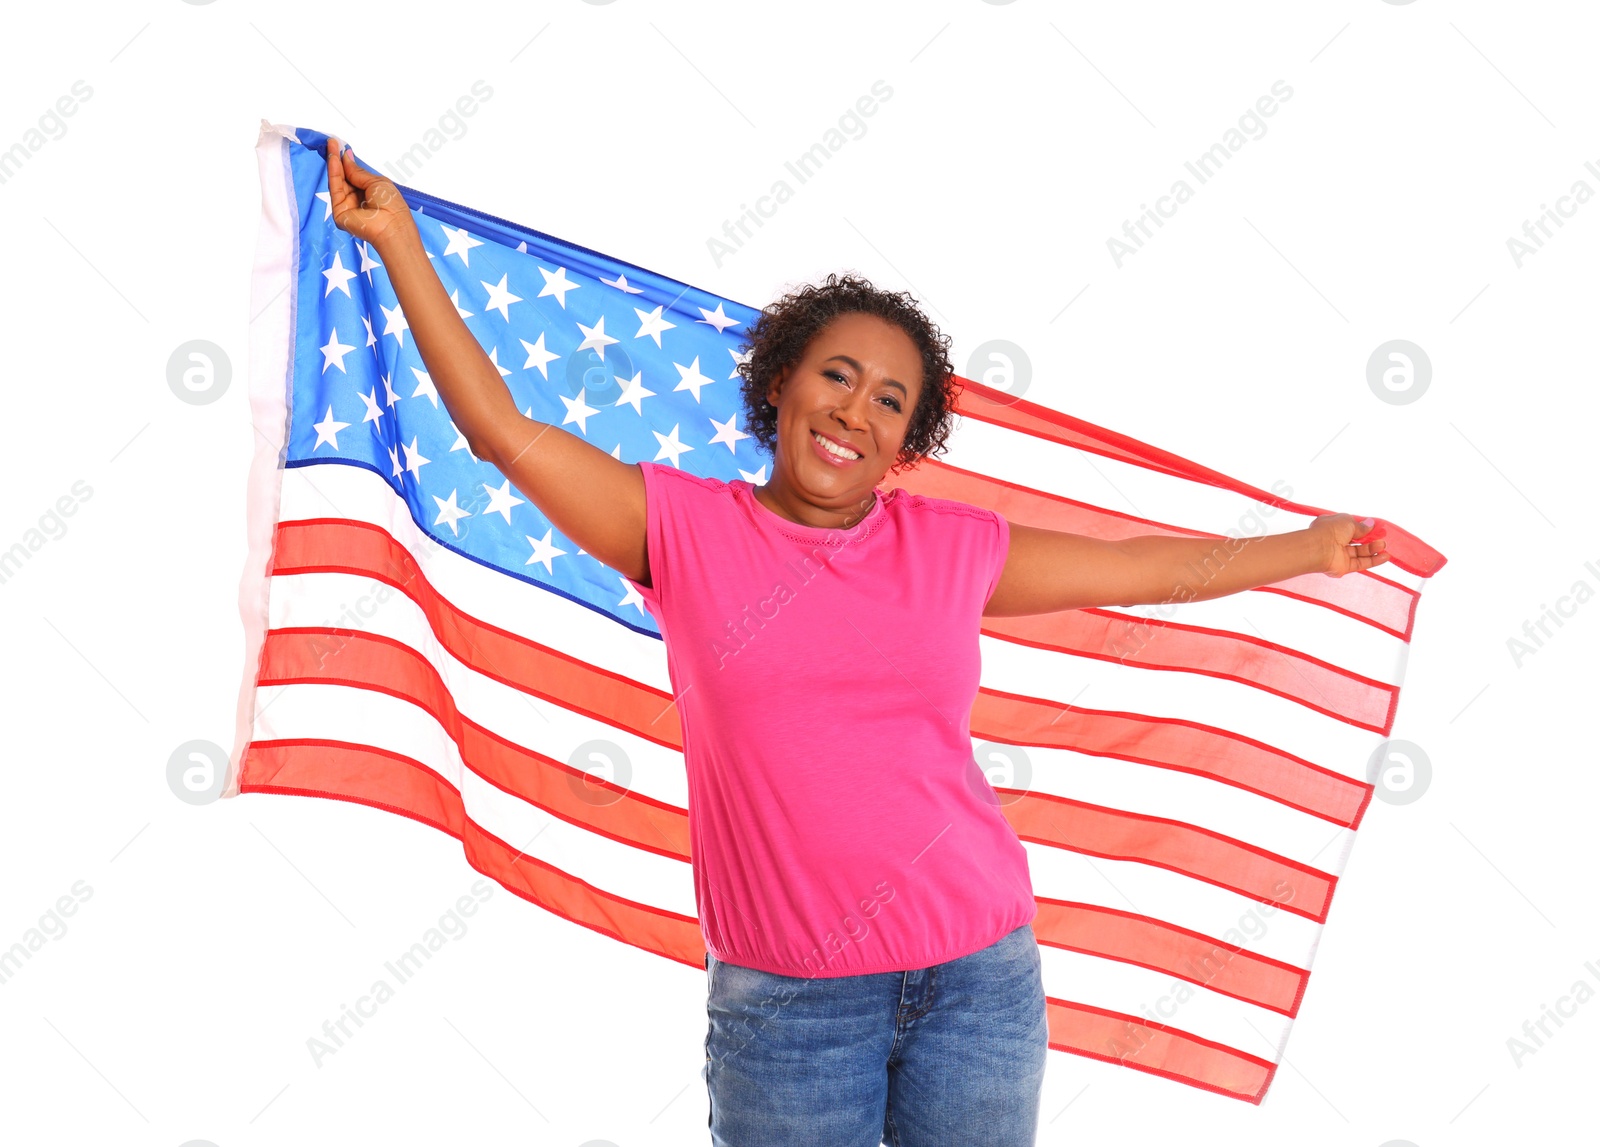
[
  {"x1": 983, "y1": 509, "x2": 1011, "y2": 608},
  {"x1": 623, "y1": 460, "x2": 669, "y2": 615}
]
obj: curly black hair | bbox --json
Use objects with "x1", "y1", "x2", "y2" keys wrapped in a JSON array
[{"x1": 735, "y1": 272, "x2": 960, "y2": 473}]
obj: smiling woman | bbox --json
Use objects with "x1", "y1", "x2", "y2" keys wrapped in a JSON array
[{"x1": 324, "y1": 136, "x2": 1387, "y2": 1145}]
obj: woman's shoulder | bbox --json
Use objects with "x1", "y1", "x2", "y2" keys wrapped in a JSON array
[
  {"x1": 638, "y1": 459, "x2": 737, "y2": 495},
  {"x1": 887, "y1": 488, "x2": 1002, "y2": 527}
]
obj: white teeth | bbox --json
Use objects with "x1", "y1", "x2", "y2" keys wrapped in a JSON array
[{"x1": 813, "y1": 431, "x2": 860, "y2": 460}]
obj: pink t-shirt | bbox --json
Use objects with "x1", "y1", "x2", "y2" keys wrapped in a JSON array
[{"x1": 624, "y1": 460, "x2": 1037, "y2": 978}]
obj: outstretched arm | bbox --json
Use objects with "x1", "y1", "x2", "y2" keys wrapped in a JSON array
[
  {"x1": 982, "y1": 514, "x2": 1387, "y2": 617},
  {"x1": 325, "y1": 137, "x2": 649, "y2": 585}
]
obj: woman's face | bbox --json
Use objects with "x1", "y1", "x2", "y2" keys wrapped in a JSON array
[{"x1": 763, "y1": 311, "x2": 926, "y2": 515}]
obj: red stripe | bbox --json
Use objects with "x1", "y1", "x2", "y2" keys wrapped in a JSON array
[
  {"x1": 239, "y1": 739, "x2": 704, "y2": 967},
  {"x1": 950, "y1": 373, "x2": 1447, "y2": 581},
  {"x1": 272, "y1": 518, "x2": 1371, "y2": 821},
  {"x1": 241, "y1": 738, "x2": 1308, "y2": 1017},
  {"x1": 1043, "y1": 995, "x2": 1278, "y2": 1104},
  {"x1": 254, "y1": 627, "x2": 1334, "y2": 922},
  {"x1": 1035, "y1": 898, "x2": 1309, "y2": 1017}
]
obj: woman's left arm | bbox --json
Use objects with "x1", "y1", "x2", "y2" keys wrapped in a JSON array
[{"x1": 982, "y1": 514, "x2": 1389, "y2": 617}]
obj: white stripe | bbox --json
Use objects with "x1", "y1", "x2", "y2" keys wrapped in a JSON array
[
  {"x1": 1022, "y1": 842, "x2": 1322, "y2": 969},
  {"x1": 253, "y1": 683, "x2": 698, "y2": 918},
  {"x1": 267, "y1": 570, "x2": 687, "y2": 808},
  {"x1": 1038, "y1": 945, "x2": 1292, "y2": 1062},
  {"x1": 230, "y1": 123, "x2": 301, "y2": 797}
]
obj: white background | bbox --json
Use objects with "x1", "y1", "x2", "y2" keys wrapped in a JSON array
[{"x1": 1, "y1": 1, "x2": 1595, "y2": 1144}]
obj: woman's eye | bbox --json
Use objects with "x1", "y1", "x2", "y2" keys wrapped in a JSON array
[
  {"x1": 825, "y1": 370, "x2": 847, "y2": 383},
  {"x1": 878, "y1": 396, "x2": 902, "y2": 412}
]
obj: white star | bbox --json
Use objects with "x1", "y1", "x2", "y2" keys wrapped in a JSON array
[
  {"x1": 361, "y1": 313, "x2": 377, "y2": 349},
  {"x1": 708, "y1": 413, "x2": 748, "y2": 453},
  {"x1": 516, "y1": 240, "x2": 528, "y2": 253},
  {"x1": 432, "y1": 489, "x2": 472, "y2": 536},
  {"x1": 381, "y1": 301, "x2": 409, "y2": 347},
  {"x1": 672, "y1": 356, "x2": 715, "y2": 402},
  {"x1": 738, "y1": 464, "x2": 768, "y2": 484},
  {"x1": 727, "y1": 347, "x2": 751, "y2": 379},
  {"x1": 520, "y1": 332, "x2": 560, "y2": 379},
  {"x1": 652, "y1": 423, "x2": 694, "y2": 468},
  {"x1": 600, "y1": 272, "x2": 644, "y2": 294},
  {"x1": 357, "y1": 387, "x2": 385, "y2": 425},
  {"x1": 358, "y1": 240, "x2": 382, "y2": 283},
  {"x1": 576, "y1": 314, "x2": 619, "y2": 361},
  {"x1": 410, "y1": 367, "x2": 439, "y2": 408},
  {"x1": 697, "y1": 302, "x2": 740, "y2": 333},
  {"x1": 402, "y1": 436, "x2": 430, "y2": 476},
  {"x1": 618, "y1": 577, "x2": 646, "y2": 614},
  {"x1": 387, "y1": 443, "x2": 402, "y2": 477},
  {"x1": 449, "y1": 289, "x2": 474, "y2": 319},
  {"x1": 320, "y1": 327, "x2": 356, "y2": 373},
  {"x1": 314, "y1": 190, "x2": 332, "y2": 220},
  {"x1": 538, "y1": 265, "x2": 579, "y2": 308},
  {"x1": 486, "y1": 346, "x2": 512, "y2": 378},
  {"x1": 483, "y1": 478, "x2": 526, "y2": 524},
  {"x1": 559, "y1": 391, "x2": 601, "y2": 434},
  {"x1": 449, "y1": 421, "x2": 478, "y2": 463},
  {"x1": 634, "y1": 304, "x2": 676, "y2": 347},
  {"x1": 380, "y1": 371, "x2": 400, "y2": 407},
  {"x1": 524, "y1": 528, "x2": 568, "y2": 573},
  {"x1": 482, "y1": 273, "x2": 523, "y2": 321},
  {"x1": 312, "y1": 405, "x2": 350, "y2": 450},
  {"x1": 610, "y1": 443, "x2": 623, "y2": 459},
  {"x1": 613, "y1": 370, "x2": 656, "y2": 415},
  {"x1": 440, "y1": 224, "x2": 483, "y2": 265},
  {"x1": 323, "y1": 250, "x2": 358, "y2": 298}
]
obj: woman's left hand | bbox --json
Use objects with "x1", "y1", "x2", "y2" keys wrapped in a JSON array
[{"x1": 1311, "y1": 514, "x2": 1390, "y2": 577}]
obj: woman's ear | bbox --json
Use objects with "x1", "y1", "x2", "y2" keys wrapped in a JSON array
[{"x1": 765, "y1": 365, "x2": 785, "y2": 408}]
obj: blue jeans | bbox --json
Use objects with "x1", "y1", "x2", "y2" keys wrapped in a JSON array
[{"x1": 703, "y1": 922, "x2": 1048, "y2": 1146}]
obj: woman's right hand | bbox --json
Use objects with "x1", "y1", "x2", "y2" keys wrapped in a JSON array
[{"x1": 325, "y1": 135, "x2": 415, "y2": 250}]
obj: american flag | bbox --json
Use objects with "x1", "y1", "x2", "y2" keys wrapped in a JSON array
[{"x1": 230, "y1": 122, "x2": 1447, "y2": 1104}]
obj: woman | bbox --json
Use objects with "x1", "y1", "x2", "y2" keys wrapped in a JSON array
[{"x1": 323, "y1": 136, "x2": 1387, "y2": 1146}]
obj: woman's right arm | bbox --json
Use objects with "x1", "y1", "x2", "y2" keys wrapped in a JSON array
[{"x1": 325, "y1": 136, "x2": 649, "y2": 585}]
